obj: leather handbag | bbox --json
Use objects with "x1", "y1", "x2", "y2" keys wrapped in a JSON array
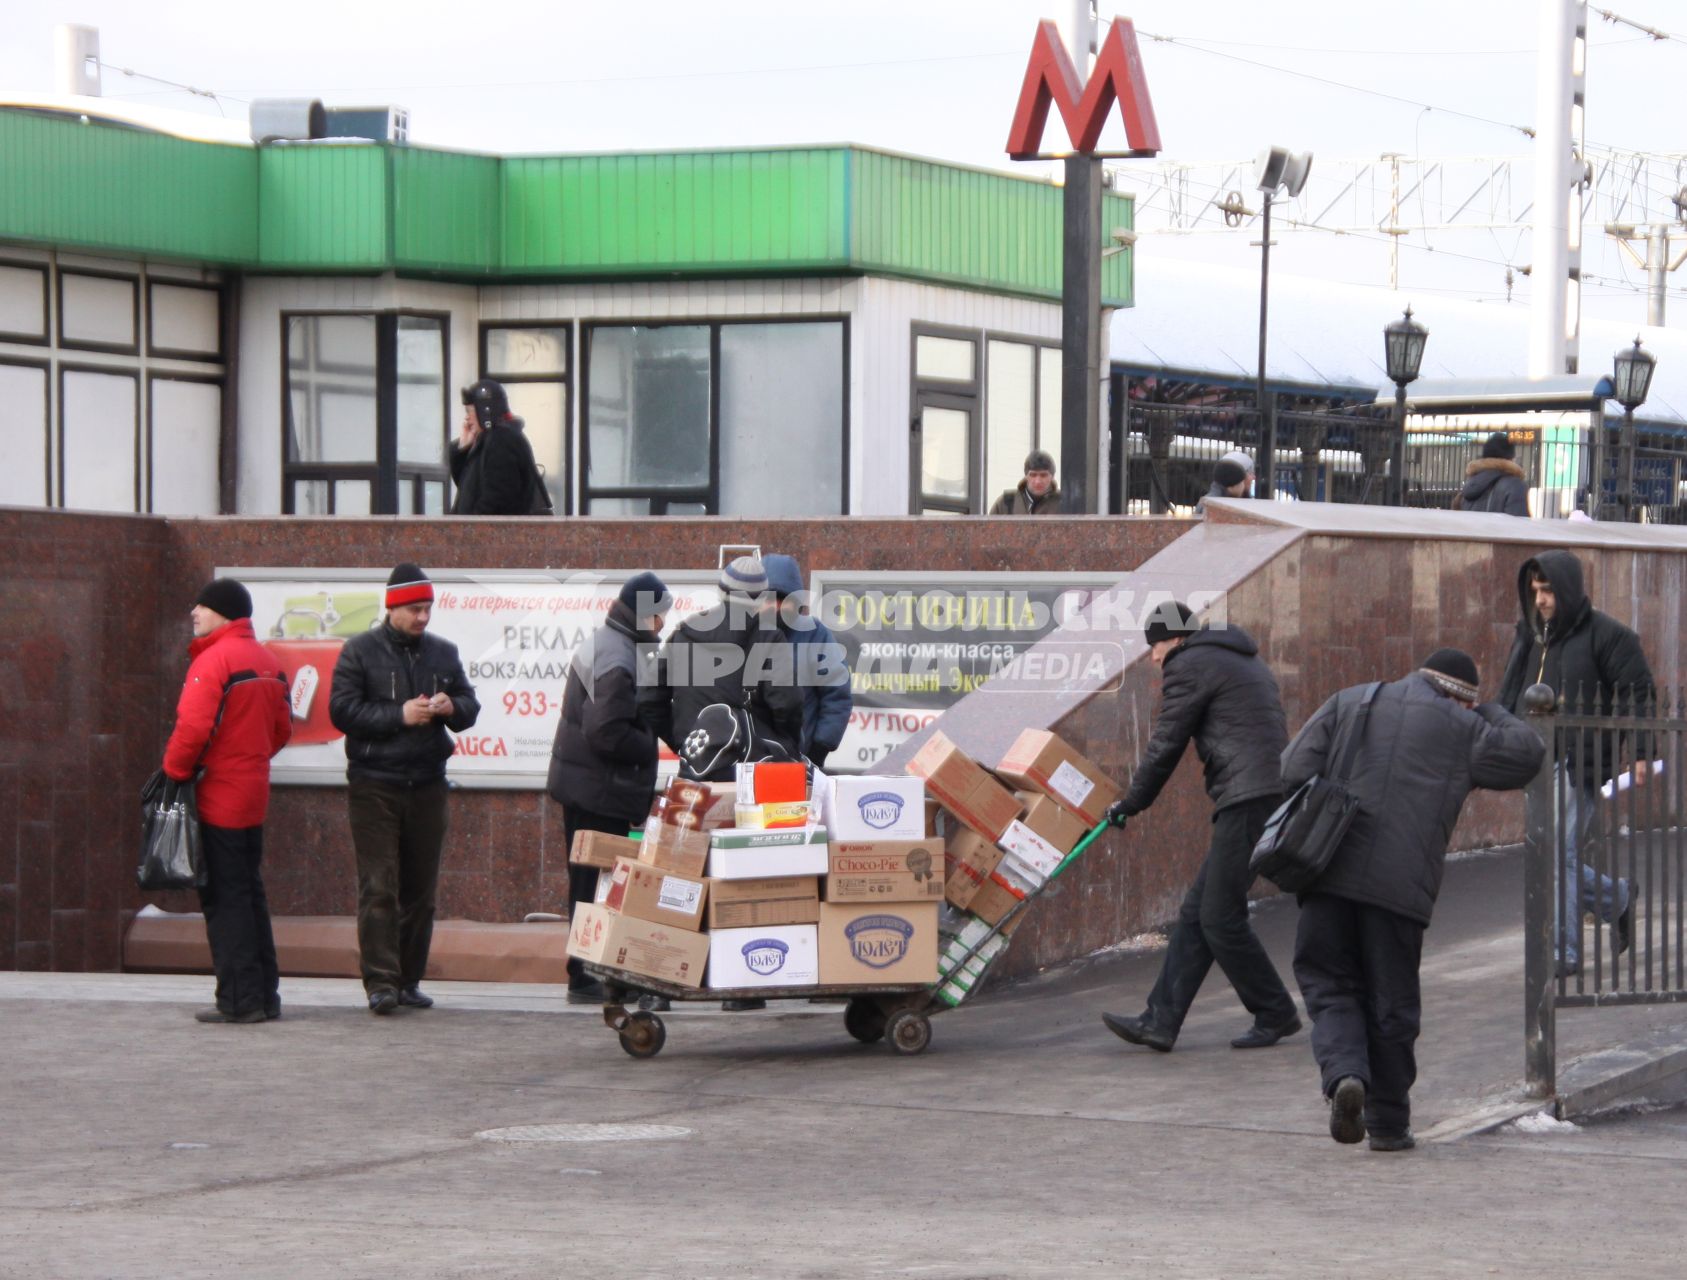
[{"x1": 1250, "y1": 682, "x2": 1382, "y2": 894}]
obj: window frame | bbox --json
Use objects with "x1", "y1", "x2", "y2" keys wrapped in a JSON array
[
  {"x1": 0, "y1": 259, "x2": 51, "y2": 346},
  {"x1": 579, "y1": 313, "x2": 850, "y2": 516},
  {"x1": 0, "y1": 354, "x2": 52, "y2": 505},
  {"x1": 145, "y1": 279, "x2": 224, "y2": 363},
  {"x1": 280, "y1": 309, "x2": 451, "y2": 515},
  {"x1": 146, "y1": 369, "x2": 224, "y2": 515},
  {"x1": 983, "y1": 328, "x2": 1063, "y2": 510},
  {"x1": 477, "y1": 320, "x2": 575, "y2": 515},
  {"x1": 58, "y1": 361, "x2": 141, "y2": 512},
  {"x1": 56, "y1": 267, "x2": 141, "y2": 356},
  {"x1": 909, "y1": 323, "x2": 981, "y2": 514}
]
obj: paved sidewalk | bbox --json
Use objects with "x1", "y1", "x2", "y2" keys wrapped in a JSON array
[{"x1": 2, "y1": 848, "x2": 1684, "y2": 1279}]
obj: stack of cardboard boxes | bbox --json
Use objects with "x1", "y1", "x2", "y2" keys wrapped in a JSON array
[{"x1": 563, "y1": 729, "x2": 1119, "y2": 1001}]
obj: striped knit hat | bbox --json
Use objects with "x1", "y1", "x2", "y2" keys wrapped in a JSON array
[
  {"x1": 719, "y1": 555, "x2": 769, "y2": 600},
  {"x1": 385, "y1": 563, "x2": 434, "y2": 610}
]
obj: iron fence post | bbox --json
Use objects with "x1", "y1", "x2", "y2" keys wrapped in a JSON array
[
  {"x1": 1390, "y1": 381, "x2": 1408, "y2": 505},
  {"x1": 1522, "y1": 682, "x2": 1558, "y2": 1099}
]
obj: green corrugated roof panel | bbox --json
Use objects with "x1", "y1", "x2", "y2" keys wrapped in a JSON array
[
  {"x1": 392, "y1": 147, "x2": 501, "y2": 272},
  {"x1": 501, "y1": 148, "x2": 849, "y2": 275},
  {"x1": 0, "y1": 113, "x2": 256, "y2": 263},
  {"x1": 0, "y1": 115, "x2": 1132, "y2": 304},
  {"x1": 257, "y1": 146, "x2": 389, "y2": 270}
]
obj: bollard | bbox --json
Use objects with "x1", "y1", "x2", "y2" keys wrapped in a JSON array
[{"x1": 1522, "y1": 682, "x2": 1558, "y2": 1099}]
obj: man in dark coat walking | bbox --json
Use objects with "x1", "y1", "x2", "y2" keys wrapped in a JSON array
[
  {"x1": 329, "y1": 564, "x2": 480, "y2": 1014},
  {"x1": 449, "y1": 378, "x2": 546, "y2": 515},
  {"x1": 1499, "y1": 549, "x2": 1653, "y2": 974},
  {"x1": 548, "y1": 571, "x2": 673, "y2": 1003},
  {"x1": 1100, "y1": 600, "x2": 1302, "y2": 1053},
  {"x1": 763, "y1": 554, "x2": 852, "y2": 769},
  {"x1": 1285, "y1": 649, "x2": 1542, "y2": 1150},
  {"x1": 1453, "y1": 432, "x2": 1530, "y2": 516}
]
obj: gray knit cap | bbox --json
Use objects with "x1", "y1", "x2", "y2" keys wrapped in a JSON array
[{"x1": 719, "y1": 555, "x2": 769, "y2": 599}]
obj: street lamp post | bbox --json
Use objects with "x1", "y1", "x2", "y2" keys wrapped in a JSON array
[
  {"x1": 1612, "y1": 336, "x2": 1657, "y2": 520},
  {"x1": 1253, "y1": 146, "x2": 1312, "y2": 500},
  {"x1": 1383, "y1": 307, "x2": 1428, "y2": 506}
]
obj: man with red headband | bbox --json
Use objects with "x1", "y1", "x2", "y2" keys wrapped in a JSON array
[{"x1": 329, "y1": 564, "x2": 480, "y2": 1015}]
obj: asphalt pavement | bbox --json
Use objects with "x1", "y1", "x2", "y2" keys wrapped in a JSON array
[{"x1": 2, "y1": 846, "x2": 1685, "y2": 1279}]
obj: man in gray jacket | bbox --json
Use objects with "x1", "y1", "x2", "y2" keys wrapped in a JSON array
[{"x1": 1283, "y1": 649, "x2": 1542, "y2": 1151}]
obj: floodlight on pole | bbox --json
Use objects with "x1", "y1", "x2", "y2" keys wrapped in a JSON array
[{"x1": 1253, "y1": 147, "x2": 1313, "y2": 500}]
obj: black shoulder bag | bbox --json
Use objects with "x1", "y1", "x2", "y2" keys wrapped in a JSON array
[{"x1": 1249, "y1": 681, "x2": 1382, "y2": 894}]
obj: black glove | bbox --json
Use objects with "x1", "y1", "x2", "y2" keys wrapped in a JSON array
[{"x1": 1105, "y1": 799, "x2": 1131, "y2": 828}]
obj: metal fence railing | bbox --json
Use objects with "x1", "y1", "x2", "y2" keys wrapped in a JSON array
[
  {"x1": 1521, "y1": 683, "x2": 1687, "y2": 1098},
  {"x1": 1122, "y1": 401, "x2": 1687, "y2": 523}
]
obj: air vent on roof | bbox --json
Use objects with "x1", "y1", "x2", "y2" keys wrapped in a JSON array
[
  {"x1": 325, "y1": 107, "x2": 409, "y2": 144},
  {"x1": 249, "y1": 98, "x2": 327, "y2": 143}
]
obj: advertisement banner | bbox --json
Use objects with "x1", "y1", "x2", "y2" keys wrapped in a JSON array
[
  {"x1": 229, "y1": 569, "x2": 719, "y2": 788},
  {"x1": 809, "y1": 572, "x2": 1123, "y2": 771}
]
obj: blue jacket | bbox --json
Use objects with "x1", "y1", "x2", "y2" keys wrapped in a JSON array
[{"x1": 763, "y1": 555, "x2": 854, "y2": 757}]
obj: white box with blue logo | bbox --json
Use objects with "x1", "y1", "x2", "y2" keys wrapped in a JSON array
[
  {"x1": 707, "y1": 924, "x2": 820, "y2": 988},
  {"x1": 825, "y1": 776, "x2": 927, "y2": 841}
]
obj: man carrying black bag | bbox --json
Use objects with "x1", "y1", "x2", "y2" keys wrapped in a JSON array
[
  {"x1": 1282, "y1": 649, "x2": 1541, "y2": 1151},
  {"x1": 1099, "y1": 600, "x2": 1302, "y2": 1054},
  {"x1": 161, "y1": 578, "x2": 292, "y2": 1025}
]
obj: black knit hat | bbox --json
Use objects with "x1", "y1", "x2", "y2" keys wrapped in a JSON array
[
  {"x1": 1143, "y1": 599, "x2": 1197, "y2": 648},
  {"x1": 195, "y1": 577, "x2": 252, "y2": 621},
  {"x1": 1420, "y1": 647, "x2": 1480, "y2": 701},
  {"x1": 618, "y1": 571, "x2": 674, "y2": 615},
  {"x1": 1214, "y1": 458, "x2": 1248, "y2": 488},
  {"x1": 1481, "y1": 432, "x2": 1515, "y2": 461}
]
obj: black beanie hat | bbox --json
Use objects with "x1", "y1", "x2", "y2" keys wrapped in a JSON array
[
  {"x1": 618, "y1": 571, "x2": 674, "y2": 615},
  {"x1": 1214, "y1": 459, "x2": 1248, "y2": 488},
  {"x1": 1143, "y1": 599, "x2": 1197, "y2": 648},
  {"x1": 1420, "y1": 647, "x2": 1480, "y2": 701},
  {"x1": 195, "y1": 577, "x2": 252, "y2": 622},
  {"x1": 1481, "y1": 431, "x2": 1515, "y2": 461}
]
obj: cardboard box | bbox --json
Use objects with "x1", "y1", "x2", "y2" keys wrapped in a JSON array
[
  {"x1": 700, "y1": 783, "x2": 737, "y2": 830},
  {"x1": 708, "y1": 827, "x2": 830, "y2": 879},
  {"x1": 996, "y1": 820, "x2": 1065, "y2": 881},
  {"x1": 1014, "y1": 792, "x2": 1089, "y2": 856},
  {"x1": 603, "y1": 857, "x2": 708, "y2": 931},
  {"x1": 565, "y1": 904, "x2": 710, "y2": 988},
  {"x1": 942, "y1": 827, "x2": 1004, "y2": 910},
  {"x1": 994, "y1": 730, "x2": 1121, "y2": 827},
  {"x1": 707, "y1": 876, "x2": 822, "y2": 929},
  {"x1": 735, "y1": 761, "x2": 808, "y2": 804},
  {"x1": 825, "y1": 840, "x2": 945, "y2": 903},
  {"x1": 733, "y1": 800, "x2": 812, "y2": 830},
  {"x1": 825, "y1": 775, "x2": 928, "y2": 840},
  {"x1": 907, "y1": 732, "x2": 1023, "y2": 839},
  {"x1": 967, "y1": 871, "x2": 1027, "y2": 926},
  {"x1": 708, "y1": 924, "x2": 820, "y2": 988},
  {"x1": 570, "y1": 829, "x2": 642, "y2": 870},
  {"x1": 818, "y1": 902, "x2": 939, "y2": 985},
  {"x1": 934, "y1": 917, "x2": 1011, "y2": 1007}
]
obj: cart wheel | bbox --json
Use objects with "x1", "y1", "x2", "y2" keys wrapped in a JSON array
[
  {"x1": 843, "y1": 998, "x2": 887, "y2": 1044},
  {"x1": 618, "y1": 1011, "x2": 666, "y2": 1059},
  {"x1": 885, "y1": 1009, "x2": 931, "y2": 1056}
]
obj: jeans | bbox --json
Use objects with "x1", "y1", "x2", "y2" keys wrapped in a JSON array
[
  {"x1": 1293, "y1": 893, "x2": 1424, "y2": 1138},
  {"x1": 348, "y1": 779, "x2": 449, "y2": 994},
  {"x1": 197, "y1": 823, "x2": 279, "y2": 1017},
  {"x1": 1554, "y1": 767, "x2": 1630, "y2": 971},
  {"x1": 1142, "y1": 795, "x2": 1298, "y2": 1036}
]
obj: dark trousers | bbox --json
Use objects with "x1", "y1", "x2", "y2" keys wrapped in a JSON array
[
  {"x1": 1293, "y1": 892, "x2": 1425, "y2": 1137},
  {"x1": 197, "y1": 823, "x2": 279, "y2": 1017},
  {"x1": 1144, "y1": 795, "x2": 1298, "y2": 1035},
  {"x1": 562, "y1": 805, "x2": 631, "y2": 985},
  {"x1": 348, "y1": 779, "x2": 448, "y2": 994}
]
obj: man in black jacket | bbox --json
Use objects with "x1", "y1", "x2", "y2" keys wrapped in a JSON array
[
  {"x1": 328, "y1": 564, "x2": 480, "y2": 1014},
  {"x1": 643, "y1": 555, "x2": 804, "y2": 781},
  {"x1": 449, "y1": 379, "x2": 545, "y2": 515},
  {"x1": 1285, "y1": 650, "x2": 1542, "y2": 1150},
  {"x1": 548, "y1": 571, "x2": 672, "y2": 1003},
  {"x1": 988, "y1": 450, "x2": 1064, "y2": 515},
  {"x1": 1453, "y1": 432, "x2": 1530, "y2": 517},
  {"x1": 1100, "y1": 600, "x2": 1301, "y2": 1053},
  {"x1": 1499, "y1": 549, "x2": 1653, "y2": 975}
]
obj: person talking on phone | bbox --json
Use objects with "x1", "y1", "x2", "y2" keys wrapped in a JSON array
[
  {"x1": 328, "y1": 564, "x2": 479, "y2": 1015},
  {"x1": 449, "y1": 378, "x2": 544, "y2": 515}
]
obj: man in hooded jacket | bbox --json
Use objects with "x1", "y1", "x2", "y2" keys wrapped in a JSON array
[
  {"x1": 988, "y1": 449, "x2": 1064, "y2": 515},
  {"x1": 548, "y1": 572, "x2": 672, "y2": 1003},
  {"x1": 1500, "y1": 549, "x2": 1653, "y2": 974},
  {"x1": 763, "y1": 554, "x2": 852, "y2": 769},
  {"x1": 1099, "y1": 600, "x2": 1302, "y2": 1053},
  {"x1": 1285, "y1": 649, "x2": 1542, "y2": 1150},
  {"x1": 1453, "y1": 432, "x2": 1530, "y2": 517}
]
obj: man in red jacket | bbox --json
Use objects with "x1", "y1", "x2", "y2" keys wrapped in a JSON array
[{"x1": 162, "y1": 578, "x2": 292, "y2": 1024}]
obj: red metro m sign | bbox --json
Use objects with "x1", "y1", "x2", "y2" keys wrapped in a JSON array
[{"x1": 1006, "y1": 19, "x2": 1161, "y2": 161}]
